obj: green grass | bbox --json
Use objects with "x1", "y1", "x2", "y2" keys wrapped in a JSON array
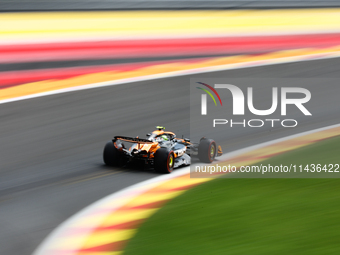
[{"x1": 124, "y1": 136, "x2": 340, "y2": 255}]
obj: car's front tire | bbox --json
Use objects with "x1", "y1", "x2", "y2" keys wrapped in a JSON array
[
  {"x1": 154, "y1": 148, "x2": 175, "y2": 173},
  {"x1": 198, "y1": 138, "x2": 217, "y2": 163},
  {"x1": 103, "y1": 141, "x2": 120, "y2": 166}
]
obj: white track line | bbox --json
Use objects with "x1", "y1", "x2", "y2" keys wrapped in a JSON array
[
  {"x1": 2, "y1": 51, "x2": 340, "y2": 105},
  {"x1": 33, "y1": 167, "x2": 191, "y2": 255}
]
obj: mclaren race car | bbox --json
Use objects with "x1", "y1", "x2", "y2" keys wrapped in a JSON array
[{"x1": 103, "y1": 126, "x2": 222, "y2": 173}]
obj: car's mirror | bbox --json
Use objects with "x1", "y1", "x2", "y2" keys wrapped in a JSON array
[
  {"x1": 146, "y1": 133, "x2": 151, "y2": 136},
  {"x1": 184, "y1": 138, "x2": 190, "y2": 142}
]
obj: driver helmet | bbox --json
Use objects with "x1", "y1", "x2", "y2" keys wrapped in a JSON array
[{"x1": 160, "y1": 135, "x2": 168, "y2": 141}]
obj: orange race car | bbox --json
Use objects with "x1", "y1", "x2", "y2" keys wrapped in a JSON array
[{"x1": 103, "y1": 126, "x2": 222, "y2": 173}]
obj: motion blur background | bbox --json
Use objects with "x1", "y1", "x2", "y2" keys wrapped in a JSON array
[{"x1": 1, "y1": 1, "x2": 340, "y2": 255}]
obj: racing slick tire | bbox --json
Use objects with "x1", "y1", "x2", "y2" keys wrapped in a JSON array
[
  {"x1": 198, "y1": 138, "x2": 217, "y2": 163},
  {"x1": 103, "y1": 141, "x2": 121, "y2": 166},
  {"x1": 154, "y1": 148, "x2": 175, "y2": 174}
]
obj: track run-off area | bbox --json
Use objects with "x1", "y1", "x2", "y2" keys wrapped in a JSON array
[
  {"x1": 1, "y1": 8, "x2": 340, "y2": 255},
  {"x1": 2, "y1": 9, "x2": 340, "y2": 100}
]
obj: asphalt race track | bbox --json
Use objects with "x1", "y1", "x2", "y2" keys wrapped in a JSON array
[{"x1": 1, "y1": 58, "x2": 340, "y2": 254}]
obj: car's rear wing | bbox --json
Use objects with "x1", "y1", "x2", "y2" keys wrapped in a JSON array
[{"x1": 113, "y1": 136, "x2": 154, "y2": 144}]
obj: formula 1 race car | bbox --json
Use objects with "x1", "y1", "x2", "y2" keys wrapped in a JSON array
[{"x1": 103, "y1": 126, "x2": 222, "y2": 173}]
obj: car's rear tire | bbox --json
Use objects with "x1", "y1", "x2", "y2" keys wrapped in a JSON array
[
  {"x1": 198, "y1": 138, "x2": 217, "y2": 163},
  {"x1": 154, "y1": 148, "x2": 175, "y2": 173},
  {"x1": 103, "y1": 141, "x2": 120, "y2": 166}
]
